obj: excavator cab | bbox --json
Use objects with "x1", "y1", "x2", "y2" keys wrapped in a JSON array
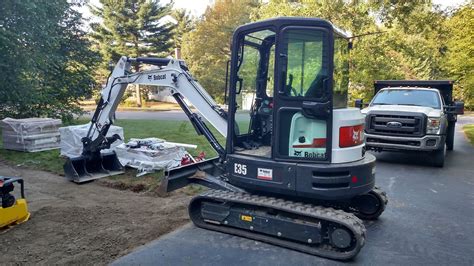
[
  {"x1": 228, "y1": 18, "x2": 348, "y2": 159},
  {"x1": 223, "y1": 18, "x2": 374, "y2": 201}
]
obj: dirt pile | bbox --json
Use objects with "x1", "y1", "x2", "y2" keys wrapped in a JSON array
[{"x1": 0, "y1": 160, "x2": 191, "y2": 264}]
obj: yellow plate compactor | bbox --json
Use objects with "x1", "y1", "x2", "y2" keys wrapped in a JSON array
[{"x1": 0, "y1": 177, "x2": 30, "y2": 228}]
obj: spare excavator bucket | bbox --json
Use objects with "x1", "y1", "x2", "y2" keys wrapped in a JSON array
[{"x1": 64, "y1": 152, "x2": 124, "y2": 183}]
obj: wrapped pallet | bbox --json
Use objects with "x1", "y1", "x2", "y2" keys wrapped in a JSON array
[
  {"x1": 115, "y1": 138, "x2": 194, "y2": 176},
  {"x1": 59, "y1": 123, "x2": 124, "y2": 158},
  {"x1": 1, "y1": 118, "x2": 62, "y2": 152}
]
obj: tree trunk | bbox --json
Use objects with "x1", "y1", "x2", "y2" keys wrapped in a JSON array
[
  {"x1": 134, "y1": 63, "x2": 142, "y2": 107},
  {"x1": 135, "y1": 84, "x2": 142, "y2": 107}
]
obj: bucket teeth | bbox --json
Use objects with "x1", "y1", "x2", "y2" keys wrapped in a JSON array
[{"x1": 63, "y1": 152, "x2": 124, "y2": 183}]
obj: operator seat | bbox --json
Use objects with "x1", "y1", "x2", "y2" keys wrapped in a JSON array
[{"x1": 305, "y1": 72, "x2": 327, "y2": 99}]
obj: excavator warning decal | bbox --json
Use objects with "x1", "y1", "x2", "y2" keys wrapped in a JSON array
[
  {"x1": 257, "y1": 168, "x2": 273, "y2": 180},
  {"x1": 240, "y1": 215, "x2": 253, "y2": 222}
]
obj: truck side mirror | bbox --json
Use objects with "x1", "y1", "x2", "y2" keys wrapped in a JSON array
[
  {"x1": 454, "y1": 101, "x2": 464, "y2": 115},
  {"x1": 354, "y1": 99, "x2": 363, "y2": 109}
]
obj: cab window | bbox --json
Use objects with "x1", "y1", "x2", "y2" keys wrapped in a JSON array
[{"x1": 281, "y1": 29, "x2": 329, "y2": 99}]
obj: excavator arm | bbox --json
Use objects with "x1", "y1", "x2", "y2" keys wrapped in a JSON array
[{"x1": 64, "y1": 56, "x2": 228, "y2": 182}]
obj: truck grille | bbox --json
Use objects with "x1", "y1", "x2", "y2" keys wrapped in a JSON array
[{"x1": 366, "y1": 112, "x2": 426, "y2": 137}]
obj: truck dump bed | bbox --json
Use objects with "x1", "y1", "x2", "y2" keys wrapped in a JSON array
[{"x1": 374, "y1": 80, "x2": 454, "y2": 105}]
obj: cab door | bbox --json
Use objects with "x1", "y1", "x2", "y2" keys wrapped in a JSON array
[{"x1": 273, "y1": 26, "x2": 334, "y2": 163}]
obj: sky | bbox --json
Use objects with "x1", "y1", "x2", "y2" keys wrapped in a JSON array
[{"x1": 169, "y1": 0, "x2": 214, "y2": 17}]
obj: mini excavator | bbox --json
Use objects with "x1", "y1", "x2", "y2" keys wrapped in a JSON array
[{"x1": 64, "y1": 17, "x2": 387, "y2": 260}]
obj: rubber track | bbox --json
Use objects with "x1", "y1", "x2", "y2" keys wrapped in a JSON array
[
  {"x1": 189, "y1": 190, "x2": 367, "y2": 260},
  {"x1": 352, "y1": 186, "x2": 388, "y2": 220},
  {"x1": 324, "y1": 186, "x2": 388, "y2": 220}
]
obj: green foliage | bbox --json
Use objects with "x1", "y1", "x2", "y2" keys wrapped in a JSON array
[
  {"x1": 464, "y1": 124, "x2": 474, "y2": 145},
  {"x1": 89, "y1": 0, "x2": 175, "y2": 74},
  {"x1": 171, "y1": 9, "x2": 195, "y2": 49},
  {"x1": 89, "y1": 0, "x2": 175, "y2": 106},
  {"x1": 0, "y1": 0, "x2": 98, "y2": 122},
  {"x1": 443, "y1": 4, "x2": 474, "y2": 109},
  {"x1": 253, "y1": 0, "x2": 471, "y2": 106},
  {"x1": 181, "y1": 0, "x2": 260, "y2": 103}
]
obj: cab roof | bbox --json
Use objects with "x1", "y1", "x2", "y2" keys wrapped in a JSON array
[{"x1": 235, "y1": 17, "x2": 352, "y2": 39}]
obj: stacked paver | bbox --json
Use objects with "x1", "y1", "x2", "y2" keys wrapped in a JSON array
[{"x1": 1, "y1": 118, "x2": 62, "y2": 152}]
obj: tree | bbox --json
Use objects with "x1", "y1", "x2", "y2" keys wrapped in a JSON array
[
  {"x1": 90, "y1": 0, "x2": 174, "y2": 106},
  {"x1": 0, "y1": 0, "x2": 97, "y2": 121},
  {"x1": 254, "y1": 0, "x2": 453, "y2": 103},
  {"x1": 171, "y1": 9, "x2": 195, "y2": 52},
  {"x1": 181, "y1": 0, "x2": 260, "y2": 103},
  {"x1": 443, "y1": 4, "x2": 474, "y2": 109}
]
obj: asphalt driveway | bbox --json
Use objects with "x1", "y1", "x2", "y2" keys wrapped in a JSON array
[{"x1": 113, "y1": 118, "x2": 474, "y2": 265}]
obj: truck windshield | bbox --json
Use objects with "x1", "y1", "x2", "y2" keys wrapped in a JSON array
[{"x1": 371, "y1": 89, "x2": 441, "y2": 109}]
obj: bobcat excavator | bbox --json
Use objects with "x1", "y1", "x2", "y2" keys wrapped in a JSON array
[{"x1": 64, "y1": 17, "x2": 387, "y2": 260}]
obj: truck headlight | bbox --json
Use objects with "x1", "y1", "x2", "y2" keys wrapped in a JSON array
[{"x1": 427, "y1": 117, "x2": 440, "y2": 134}]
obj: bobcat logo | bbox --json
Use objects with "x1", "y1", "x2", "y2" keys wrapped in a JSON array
[
  {"x1": 353, "y1": 129, "x2": 362, "y2": 142},
  {"x1": 147, "y1": 74, "x2": 166, "y2": 80},
  {"x1": 294, "y1": 150, "x2": 302, "y2": 156}
]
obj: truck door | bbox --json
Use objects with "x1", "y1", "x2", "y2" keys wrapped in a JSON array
[{"x1": 273, "y1": 26, "x2": 333, "y2": 162}]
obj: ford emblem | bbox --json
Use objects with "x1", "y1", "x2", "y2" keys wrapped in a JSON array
[{"x1": 386, "y1": 121, "x2": 402, "y2": 128}]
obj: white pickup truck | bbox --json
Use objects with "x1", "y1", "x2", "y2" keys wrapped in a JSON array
[{"x1": 356, "y1": 80, "x2": 464, "y2": 167}]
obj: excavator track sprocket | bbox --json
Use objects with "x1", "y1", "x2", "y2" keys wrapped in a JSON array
[
  {"x1": 189, "y1": 189, "x2": 366, "y2": 260},
  {"x1": 349, "y1": 186, "x2": 388, "y2": 220}
]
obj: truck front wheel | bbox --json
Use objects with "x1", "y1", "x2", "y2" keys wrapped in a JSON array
[{"x1": 432, "y1": 145, "x2": 446, "y2": 167}]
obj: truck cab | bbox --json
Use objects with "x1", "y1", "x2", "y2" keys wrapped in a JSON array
[{"x1": 357, "y1": 80, "x2": 464, "y2": 167}]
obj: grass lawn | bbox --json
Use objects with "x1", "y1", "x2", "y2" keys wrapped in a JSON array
[
  {"x1": 0, "y1": 119, "x2": 224, "y2": 192},
  {"x1": 463, "y1": 124, "x2": 474, "y2": 145}
]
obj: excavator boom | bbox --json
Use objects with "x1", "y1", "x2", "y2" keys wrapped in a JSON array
[{"x1": 64, "y1": 56, "x2": 228, "y2": 183}]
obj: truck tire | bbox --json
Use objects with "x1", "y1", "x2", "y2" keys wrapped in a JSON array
[
  {"x1": 432, "y1": 145, "x2": 446, "y2": 167},
  {"x1": 446, "y1": 124, "x2": 455, "y2": 151}
]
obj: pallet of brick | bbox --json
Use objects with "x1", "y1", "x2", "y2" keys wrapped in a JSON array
[{"x1": 1, "y1": 118, "x2": 62, "y2": 152}]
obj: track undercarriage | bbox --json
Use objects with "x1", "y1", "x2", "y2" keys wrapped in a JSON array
[{"x1": 188, "y1": 188, "x2": 387, "y2": 260}]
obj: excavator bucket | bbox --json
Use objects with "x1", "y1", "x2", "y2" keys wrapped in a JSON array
[{"x1": 64, "y1": 152, "x2": 124, "y2": 183}]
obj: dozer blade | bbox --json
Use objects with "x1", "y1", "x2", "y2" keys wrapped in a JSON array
[{"x1": 64, "y1": 152, "x2": 124, "y2": 183}]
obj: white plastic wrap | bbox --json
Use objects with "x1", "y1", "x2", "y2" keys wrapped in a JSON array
[
  {"x1": 115, "y1": 138, "x2": 191, "y2": 175},
  {"x1": 1, "y1": 118, "x2": 62, "y2": 152},
  {"x1": 59, "y1": 123, "x2": 124, "y2": 157}
]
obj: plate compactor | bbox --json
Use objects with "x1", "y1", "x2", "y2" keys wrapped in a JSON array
[
  {"x1": 0, "y1": 177, "x2": 30, "y2": 228},
  {"x1": 64, "y1": 17, "x2": 387, "y2": 260}
]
